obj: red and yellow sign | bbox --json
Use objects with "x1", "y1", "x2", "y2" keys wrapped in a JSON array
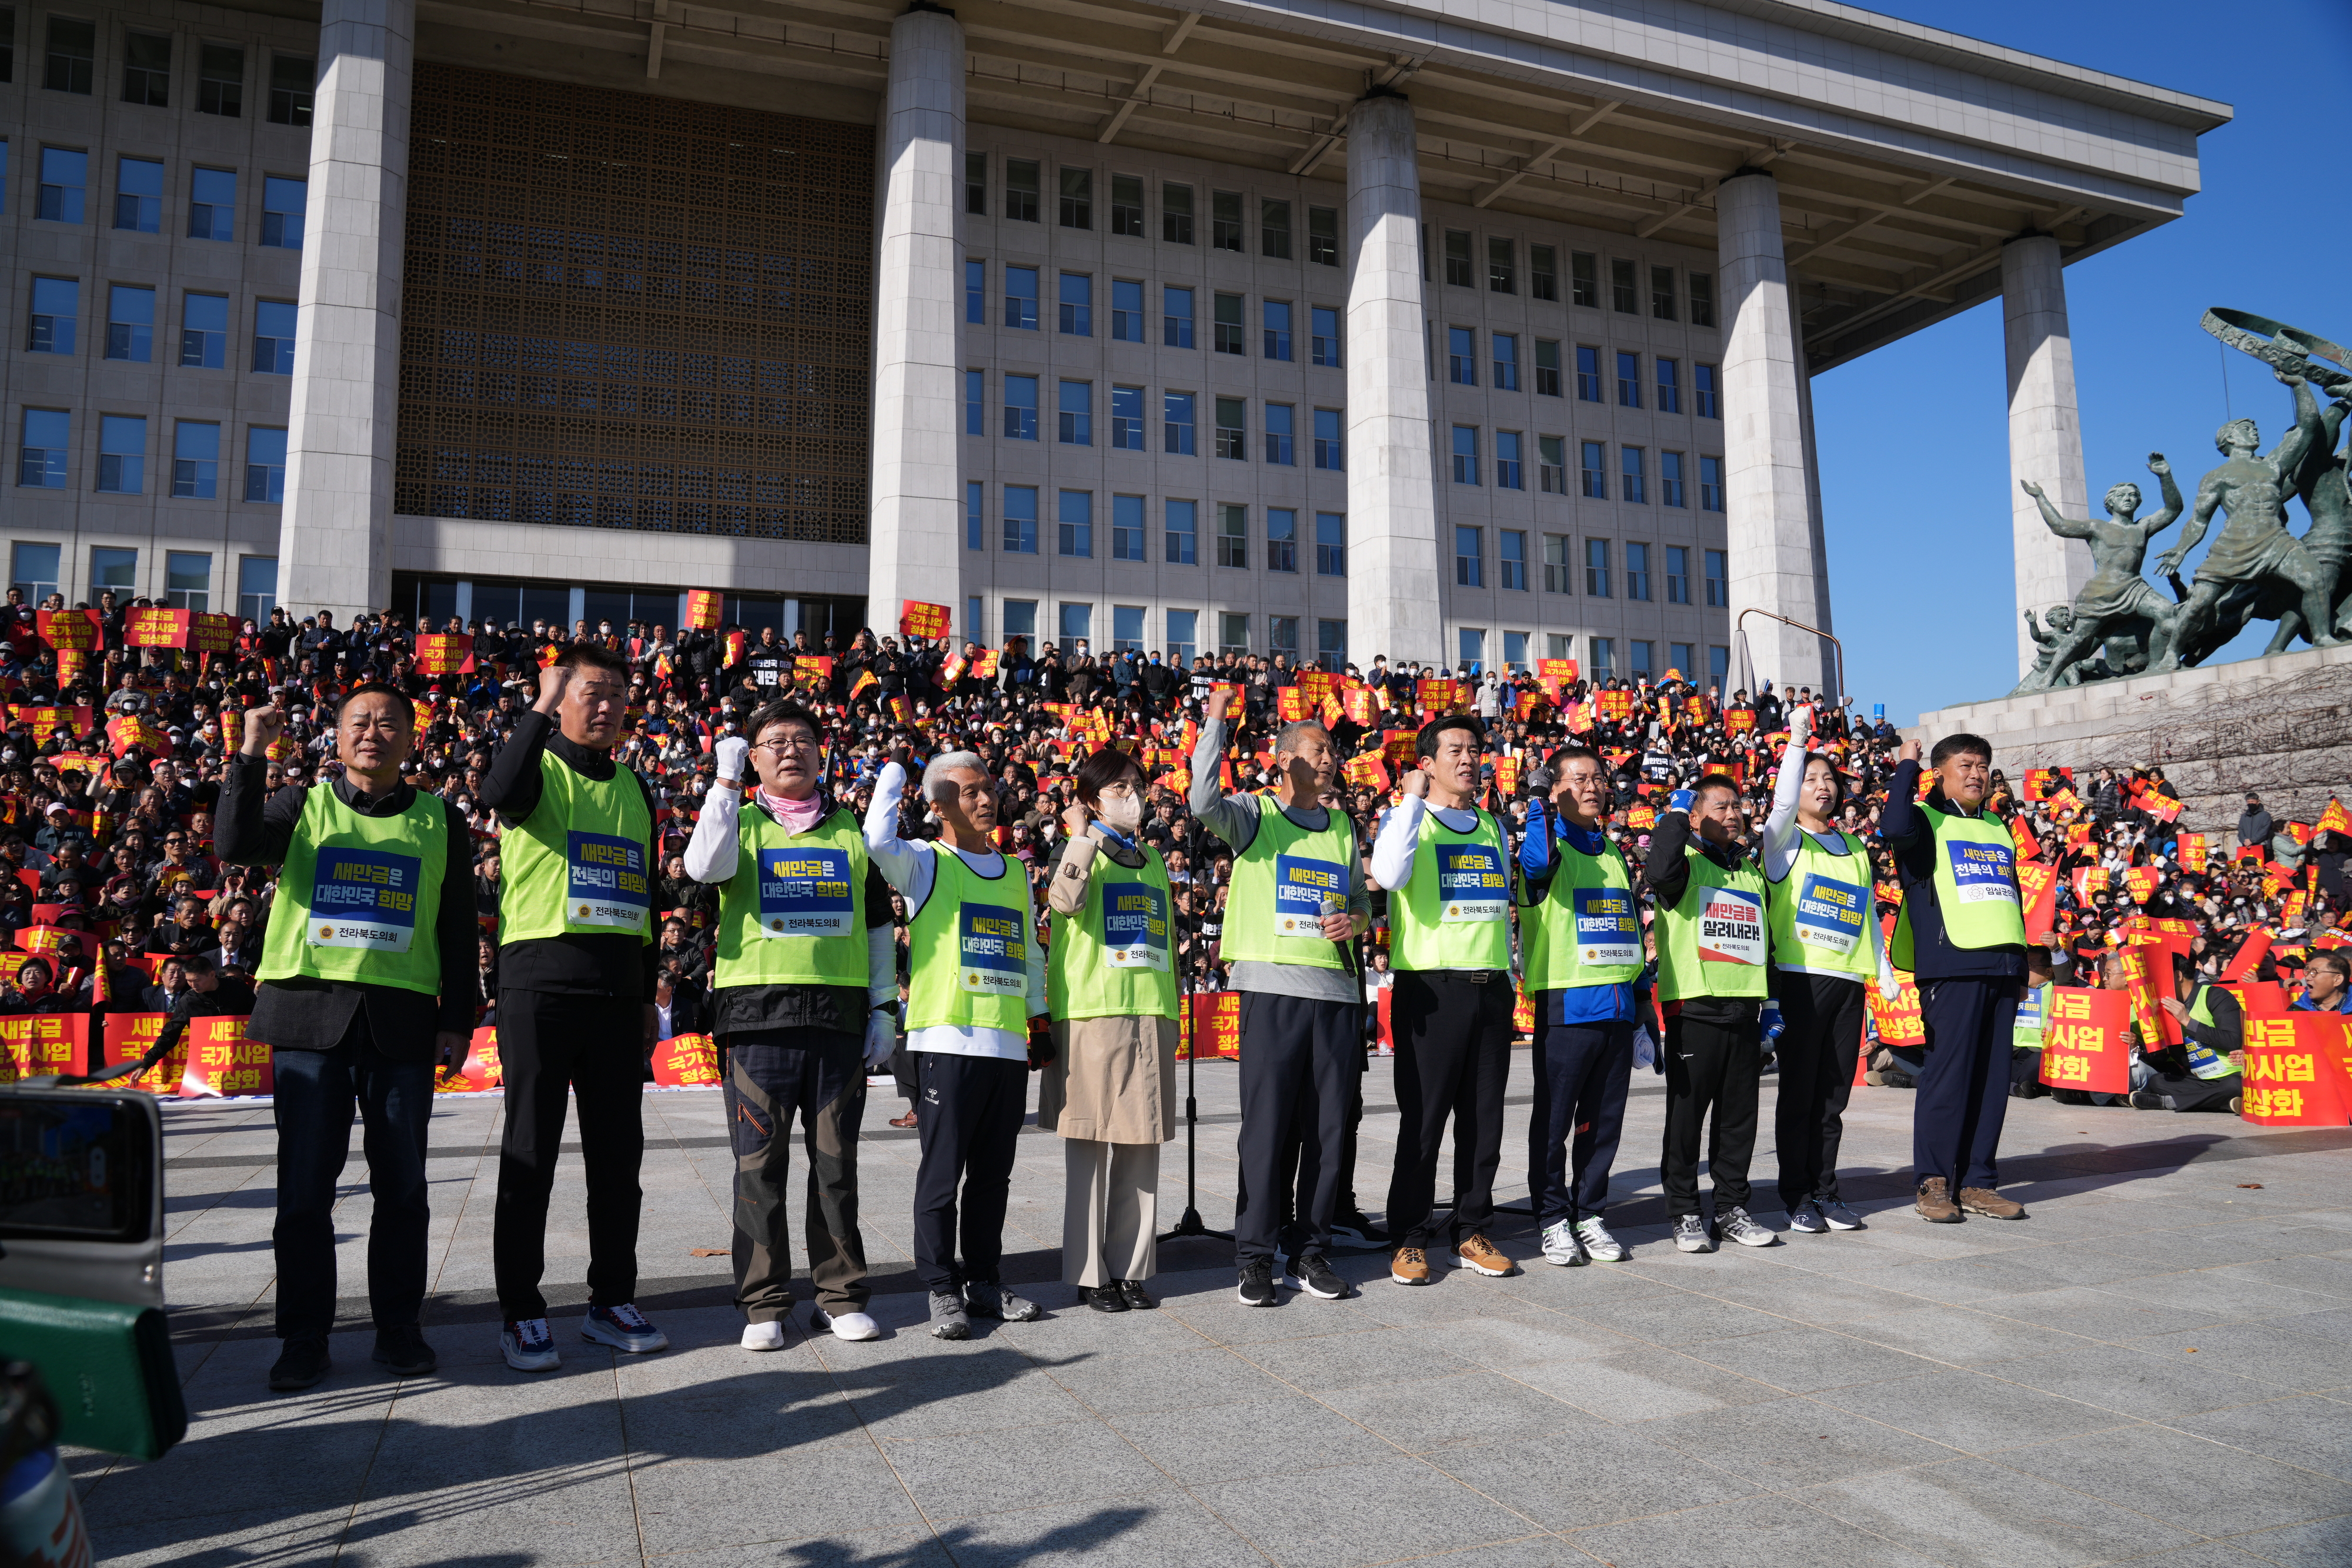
[
  {"x1": 684, "y1": 590, "x2": 723, "y2": 631},
  {"x1": 1867, "y1": 973, "x2": 1925, "y2": 1047},
  {"x1": 652, "y1": 1032, "x2": 721, "y2": 1086},
  {"x1": 180, "y1": 1017, "x2": 270, "y2": 1097},
  {"x1": 101, "y1": 1012, "x2": 183, "y2": 1096},
  {"x1": 898, "y1": 600, "x2": 951, "y2": 639},
  {"x1": 2240, "y1": 1015, "x2": 2352, "y2": 1125},
  {"x1": 0, "y1": 1014, "x2": 90, "y2": 1081},
  {"x1": 36, "y1": 609, "x2": 101, "y2": 651},
  {"x1": 415, "y1": 633, "x2": 472, "y2": 674},
  {"x1": 1181, "y1": 991, "x2": 1241, "y2": 1059},
  {"x1": 2039, "y1": 986, "x2": 2130, "y2": 1095},
  {"x1": 437, "y1": 1027, "x2": 503, "y2": 1093}
]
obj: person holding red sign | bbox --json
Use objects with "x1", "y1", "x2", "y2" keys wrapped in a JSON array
[
  {"x1": 220, "y1": 686, "x2": 477, "y2": 1393},
  {"x1": 2128, "y1": 951, "x2": 2244, "y2": 1112}
]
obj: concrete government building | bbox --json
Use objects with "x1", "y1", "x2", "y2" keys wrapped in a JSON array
[{"x1": 0, "y1": 0, "x2": 2223, "y2": 687}]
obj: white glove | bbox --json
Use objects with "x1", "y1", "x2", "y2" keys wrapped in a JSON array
[
  {"x1": 1789, "y1": 705, "x2": 1812, "y2": 743},
  {"x1": 1877, "y1": 967, "x2": 1903, "y2": 1002},
  {"x1": 714, "y1": 734, "x2": 749, "y2": 783},
  {"x1": 863, "y1": 1008, "x2": 897, "y2": 1070}
]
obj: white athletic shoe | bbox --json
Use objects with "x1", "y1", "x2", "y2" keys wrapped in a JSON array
[
  {"x1": 813, "y1": 1308, "x2": 881, "y2": 1342},
  {"x1": 1574, "y1": 1218, "x2": 1628, "y2": 1262},
  {"x1": 1539, "y1": 1219, "x2": 1585, "y2": 1267},
  {"x1": 740, "y1": 1320, "x2": 788, "y2": 1352}
]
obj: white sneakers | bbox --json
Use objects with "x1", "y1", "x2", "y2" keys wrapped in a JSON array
[
  {"x1": 741, "y1": 1320, "x2": 789, "y2": 1352},
  {"x1": 813, "y1": 1308, "x2": 882, "y2": 1342}
]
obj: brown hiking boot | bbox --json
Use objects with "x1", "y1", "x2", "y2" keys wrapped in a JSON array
[
  {"x1": 1389, "y1": 1245, "x2": 1430, "y2": 1286},
  {"x1": 1915, "y1": 1178, "x2": 1961, "y2": 1223},
  {"x1": 1451, "y1": 1233, "x2": 1517, "y2": 1277},
  {"x1": 1959, "y1": 1187, "x2": 2026, "y2": 1221}
]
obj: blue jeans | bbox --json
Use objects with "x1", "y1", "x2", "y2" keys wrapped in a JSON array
[{"x1": 272, "y1": 1017, "x2": 436, "y2": 1339}]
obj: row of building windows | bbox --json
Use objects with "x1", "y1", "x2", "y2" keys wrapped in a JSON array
[
  {"x1": 6, "y1": 143, "x2": 309, "y2": 246},
  {"x1": 958, "y1": 157, "x2": 1718, "y2": 327},
  {"x1": 14, "y1": 410, "x2": 288, "y2": 500},
  {"x1": 7, "y1": 542, "x2": 279, "y2": 620},
  {"x1": 3, "y1": 16, "x2": 315, "y2": 123},
  {"x1": 20, "y1": 279, "x2": 299, "y2": 372},
  {"x1": 1448, "y1": 431, "x2": 1727, "y2": 509}
]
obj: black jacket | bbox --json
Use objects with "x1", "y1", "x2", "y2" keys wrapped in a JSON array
[
  {"x1": 1879, "y1": 761, "x2": 2026, "y2": 982},
  {"x1": 1643, "y1": 807, "x2": 1762, "y2": 1025}
]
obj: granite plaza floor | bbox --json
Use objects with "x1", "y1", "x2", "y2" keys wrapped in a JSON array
[{"x1": 78, "y1": 1050, "x2": 2352, "y2": 1568}]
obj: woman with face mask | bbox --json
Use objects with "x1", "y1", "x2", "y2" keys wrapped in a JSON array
[{"x1": 1041, "y1": 747, "x2": 1178, "y2": 1313}]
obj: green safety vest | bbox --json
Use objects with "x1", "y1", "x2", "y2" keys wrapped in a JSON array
[
  {"x1": 1767, "y1": 829, "x2": 1876, "y2": 979},
  {"x1": 258, "y1": 784, "x2": 447, "y2": 995},
  {"x1": 1048, "y1": 839, "x2": 1179, "y2": 1022},
  {"x1": 1890, "y1": 803, "x2": 2027, "y2": 970},
  {"x1": 1391, "y1": 807, "x2": 1511, "y2": 972},
  {"x1": 906, "y1": 844, "x2": 1035, "y2": 1033},
  {"x1": 498, "y1": 752, "x2": 654, "y2": 946},
  {"x1": 2014, "y1": 981, "x2": 2048, "y2": 1048},
  {"x1": 1521, "y1": 829, "x2": 1642, "y2": 991},
  {"x1": 713, "y1": 802, "x2": 870, "y2": 991},
  {"x1": 2182, "y1": 987, "x2": 2236, "y2": 1079},
  {"x1": 1655, "y1": 845, "x2": 1769, "y2": 1003},
  {"x1": 1218, "y1": 800, "x2": 1355, "y2": 971}
]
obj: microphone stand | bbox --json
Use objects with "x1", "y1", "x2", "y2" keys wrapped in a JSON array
[{"x1": 1160, "y1": 787, "x2": 1231, "y2": 1243}]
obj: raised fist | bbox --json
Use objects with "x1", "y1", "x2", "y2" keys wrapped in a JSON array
[
  {"x1": 240, "y1": 704, "x2": 284, "y2": 757},
  {"x1": 714, "y1": 735, "x2": 749, "y2": 783},
  {"x1": 1402, "y1": 765, "x2": 1431, "y2": 800},
  {"x1": 534, "y1": 663, "x2": 574, "y2": 711}
]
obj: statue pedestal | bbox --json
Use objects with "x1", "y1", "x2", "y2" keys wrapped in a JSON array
[{"x1": 1909, "y1": 643, "x2": 2352, "y2": 828}]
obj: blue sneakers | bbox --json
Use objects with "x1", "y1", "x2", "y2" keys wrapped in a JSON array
[
  {"x1": 501, "y1": 1317, "x2": 560, "y2": 1373},
  {"x1": 581, "y1": 1303, "x2": 669, "y2": 1354}
]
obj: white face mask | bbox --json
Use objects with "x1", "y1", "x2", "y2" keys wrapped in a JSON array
[{"x1": 1098, "y1": 791, "x2": 1144, "y2": 835}]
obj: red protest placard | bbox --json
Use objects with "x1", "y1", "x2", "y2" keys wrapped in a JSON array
[
  {"x1": 35, "y1": 609, "x2": 101, "y2": 651},
  {"x1": 2039, "y1": 986, "x2": 2132, "y2": 1095},
  {"x1": 189, "y1": 613, "x2": 239, "y2": 654},
  {"x1": 0, "y1": 1014, "x2": 91, "y2": 1081},
  {"x1": 122, "y1": 607, "x2": 191, "y2": 648},
  {"x1": 1869, "y1": 974, "x2": 1925, "y2": 1047},
  {"x1": 1723, "y1": 708, "x2": 1755, "y2": 735},
  {"x1": 1532, "y1": 658, "x2": 1579, "y2": 701},
  {"x1": 1276, "y1": 687, "x2": 1309, "y2": 722},
  {"x1": 101, "y1": 1012, "x2": 184, "y2": 1095},
  {"x1": 437, "y1": 1027, "x2": 502, "y2": 1093},
  {"x1": 2240, "y1": 1015, "x2": 2352, "y2": 1125},
  {"x1": 684, "y1": 590, "x2": 723, "y2": 631},
  {"x1": 792, "y1": 656, "x2": 833, "y2": 691},
  {"x1": 2118, "y1": 940, "x2": 2180, "y2": 1046},
  {"x1": 1595, "y1": 689, "x2": 1636, "y2": 721},
  {"x1": 2017, "y1": 861, "x2": 2059, "y2": 943},
  {"x1": 415, "y1": 634, "x2": 474, "y2": 675},
  {"x1": 898, "y1": 600, "x2": 951, "y2": 639},
  {"x1": 179, "y1": 1016, "x2": 269, "y2": 1097},
  {"x1": 2179, "y1": 833, "x2": 2207, "y2": 873},
  {"x1": 2122, "y1": 865, "x2": 2160, "y2": 904},
  {"x1": 1382, "y1": 730, "x2": 1418, "y2": 767},
  {"x1": 1181, "y1": 991, "x2": 1240, "y2": 1060},
  {"x1": 1415, "y1": 678, "x2": 1454, "y2": 715},
  {"x1": 652, "y1": 1032, "x2": 721, "y2": 1086},
  {"x1": 1343, "y1": 753, "x2": 1388, "y2": 790}
]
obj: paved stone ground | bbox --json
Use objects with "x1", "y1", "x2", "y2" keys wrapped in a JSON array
[{"x1": 76, "y1": 1052, "x2": 2352, "y2": 1567}]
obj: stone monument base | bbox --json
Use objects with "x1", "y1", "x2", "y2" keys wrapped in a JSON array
[{"x1": 1909, "y1": 643, "x2": 2352, "y2": 829}]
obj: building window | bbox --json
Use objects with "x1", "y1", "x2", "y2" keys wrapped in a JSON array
[
  {"x1": 964, "y1": 152, "x2": 986, "y2": 215},
  {"x1": 1589, "y1": 637, "x2": 1613, "y2": 680},
  {"x1": 1444, "y1": 229, "x2": 1473, "y2": 287},
  {"x1": 1269, "y1": 617, "x2": 1299, "y2": 662},
  {"x1": 1262, "y1": 299, "x2": 1292, "y2": 362},
  {"x1": 44, "y1": 16, "x2": 93, "y2": 94},
  {"x1": 11, "y1": 544, "x2": 61, "y2": 604},
  {"x1": 1534, "y1": 339, "x2": 1561, "y2": 397},
  {"x1": 1500, "y1": 529, "x2": 1526, "y2": 590},
  {"x1": 189, "y1": 168, "x2": 236, "y2": 240},
  {"x1": 1057, "y1": 379, "x2": 1091, "y2": 446},
  {"x1": 1110, "y1": 279, "x2": 1144, "y2": 342},
  {"x1": 1656, "y1": 357, "x2": 1680, "y2": 414},
  {"x1": 1626, "y1": 540, "x2": 1651, "y2": 600},
  {"x1": 1110, "y1": 173, "x2": 1143, "y2": 236},
  {"x1": 261, "y1": 176, "x2": 306, "y2": 248},
  {"x1": 1211, "y1": 189, "x2": 1243, "y2": 251},
  {"x1": 1004, "y1": 485, "x2": 1039, "y2": 553},
  {"x1": 1058, "y1": 272, "x2": 1091, "y2": 335},
  {"x1": 1630, "y1": 639, "x2": 1653, "y2": 680},
  {"x1": 1451, "y1": 425, "x2": 1480, "y2": 486},
  {"x1": 1671, "y1": 641, "x2": 1695, "y2": 677},
  {"x1": 1166, "y1": 499, "x2": 1197, "y2": 564},
  {"x1": 1218, "y1": 612, "x2": 1248, "y2": 656},
  {"x1": 1665, "y1": 544, "x2": 1690, "y2": 603},
  {"x1": 1217, "y1": 504, "x2": 1248, "y2": 568},
  {"x1": 1162, "y1": 182, "x2": 1193, "y2": 244},
  {"x1": 1661, "y1": 451, "x2": 1686, "y2": 509},
  {"x1": 966, "y1": 596, "x2": 984, "y2": 643},
  {"x1": 1312, "y1": 408, "x2": 1343, "y2": 471},
  {"x1": 1004, "y1": 159, "x2": 1040, "y2": 222},
  {"x1": 1571, "y1": 250, "x2": 1598, "y2": 308},
  {"x1": 1316, "y1": 511, "x2": 1345, "y2": 576},
  {"x1": 1651, "y1": 265, "x2": 1678, "y2": 320},
  {"x1": 198, "y1": 42, "x2": 243, "y2": 115},
  {"x1": 1579, "y1": 441, "x2": 1606, "y2": 499},
  {"x1": 1152, "y1": 286, "x2": 1192, "y2": 352},
  {"x1": 1164, "y1": 392, "x2": 1196, "y2": 454},
  {"x1": 37, "y1": 148, "x2": 86, "y2": 223},
  {"x1": 27, "y1": 277, "x2": 76, "y2": 355},
  {"x1": 1459, "y1": 627, "x2": 1485, "y2": 671},
  {"x1": 1261, "y1": 198, "x2": 1291, "y2": 259},
  {"x1": 1531, "y1": 245, "x2": 1558, "y2": 302},
  {"x1": 1696, "y1": 363, "x2": 1720, "y2": 419},
  {"x1": 964, "y1": 369, "x2": 983, "y2": 436},
  {"x1": 1004, "y1": 600, "x2": 1037, "y2": 641},
  {"x1": 1448, "y1": 327, "x2": 1475, "y2": 385},
  {"x1": 1308, "y1": 205, "x2": 1339, "y2": 266},
  {"x1": 1610, "y1": 257, "x2": 1638, "y2": 313},
  {"x1": 89, "y1": 547, "x2": 137, "y2": 594},
  {"x1": 1311, "y1": 305, "x2": 1341, "y2": 367},
  {"x1": 1538, "y1": 435, "x2": 1566, "y2": 494},
  {"x1": 1264, "y1": 403, "x2": 1294, "y2": 465},
  {"x1": 1493, "y1": 333, "x2": 1519, "y2": 390},
  {"x1": 1215, "y1": 398, "x2": 1246, "y2": 460},
  {"x1": 964, "y1": 259, "x2": 984, "y2": 325},
  {"x1": 245, "y1": 427, "x2": 288, "y2": 502},
  {"x1": 1700, "y1": 456, "x2": 1726, "y2": 513},
  {"x1": 1060, "y1": 602, "x2": 1092, "y2": 646},
  {"x1": 1585, "y1": 539, "x2": 1611, "y2": 598},
  {"x1": 1496, "y1": 431, "x2": 1524, "y2": 491},
  {"x1": 268, "y1": 53, "x2": 314, "y2": 125},
  {"x1": 1689, "y1": 272, "x2": 1716, "y2": 328},
  {"x1": 97, "y1": 415, "x2": 147, "y2": 494},
  {"x1": 162, "y1": 550, "x2": 209, "y2": 609},
  {"x1": 1705, "y1": 547, "x2": 1727, "y2": 606},
  {"x1": 966, "y1": 480, "x2": 983, "y2": 549},
  {"x1": 1488, "y1": 237, "x2": 1515, "y2": 293},
  {"x1": 106, "y1": 285, "x2": 154, "y2": 362},
  {"x1": 1004, "y1": 266, "x2": 1038, "y2": 329},
  {"x1": 1504, "y1": 631, "x2": 1529, "y2": 671},
  {"x1": 1112, "y1": 493, "x2": 1145, "y2": 561},
  {"x1": 1616, "y1": 350, "x2": 1641, "y2": 408},
  {"x1": 1621, "y1": 446, "x2": 1646, "y2": 504},
  {"x1": 1575, "y1": 345, "x2": 1601, "y2": 402},
  {"x1": 1543, "y1": 534, "x2": 1571, "y2": 594},
  {"x1": 115, "y1": 156, "x2": 161, "y2": 230},
  {"x1": 1213, "y1": 292, "x2": 1244, "y2": 355},
  {"x1": 123, "y1": 31, "x2": 169, "y2": 105},
  {"x1": 1004, "y1": 374, "x2": 1038, "y2": 440},
  {"x1": 1316, "y1": 618, "x2": 1347, "y2": 671},
  {"x1": 1111, "y1": 604, "x2": 1145, "y2": 653},
  {"x1": 18, "y1": 410, "x2": 69, "y2": 488},
  {"x1": 1455, "y1": 526, "x2": 1482, "y2": 587},
  {"x1": 1110, "y1": 385, "x2": 1144, "y2": 450},
  {"x1": 1267, "y1": 507, "x2": 1297, "y2": 572},
  {"x1": 1058, "y1": 166, "x2": 1091, "y2": 229}
]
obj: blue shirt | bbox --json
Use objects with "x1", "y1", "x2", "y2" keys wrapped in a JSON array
[
  {"x1": 1519, "y1": 806, "x2": 1648, "y2": 1027},
  {"x1": 2290, "y1": 994, "x2": 2352, "y2": 1014}
]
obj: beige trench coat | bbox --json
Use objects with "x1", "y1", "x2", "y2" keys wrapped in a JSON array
[{"x1": 1038, "y1": 827, "x2": 1178, "y2": 1143}]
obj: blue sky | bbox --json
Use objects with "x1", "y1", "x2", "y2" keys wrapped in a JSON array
[{"x1": 1812, "y1": 0, "x2": 2352, "y2": 725}]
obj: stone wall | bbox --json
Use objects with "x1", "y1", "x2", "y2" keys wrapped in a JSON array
[{"x1": 1909, "y1": 644, "x2": 2352, "y2": 833}]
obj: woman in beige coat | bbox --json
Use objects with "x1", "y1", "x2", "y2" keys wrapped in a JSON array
[{"x1": 1042, "y1": 748, "x2": 1180, "y2": 1312}]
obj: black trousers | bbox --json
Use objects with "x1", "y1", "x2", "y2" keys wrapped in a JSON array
[
  {"x1": 1774, "y1": 973, "x2": 1865, "y2": 1211},
  {"x1": 1385, "y1": 971, "x2": 1514, "y2": 1248},
  {"x1": 1527, "y1": 1015, "x2": 1635, "y2": 1227},
  {"x1": 1243, "y1": 1045, "x2": 1365, "y2": 1251},
  {"x1": 723, "y1": 1028, "x2": 870, "y2": 1319},
  {"x1": 910, "y1": 1052, "x2": 1028, "y2": 1293},
  {"x1": 1234, "y1": 993, "x2": 1357, "y2": 1265},
  {"x1": 1660, "y1": 1004, "x2": 1762, "y2": 1219},
  {"x1": 272, "y1": 1013, "x2": 435, "y2": 1339},
  {"x1": 1913, "y1": 977, "x2": 2018, "y2": 1190},
  {"x1": 2143, "y1": 1068, "x2": 2241, "y2": 1112},
  {"x1": 493, "y1": 990, "x2": 647, "y2": 1320}
]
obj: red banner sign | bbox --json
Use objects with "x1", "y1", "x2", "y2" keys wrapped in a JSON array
[
  {"x1": 652, "y1": 1032, "x2": 720, "y2": 1086},
  {"x1": 2240, "y1": 1014, "x2": 2352, "y2": 1125},
  {"x1": 2039, "y1": 986, "x2": 2132, "y2": 1095},
  {"x1": 0, "y1": 1014, "x2": 91, "y2": 1081},
  {"x1": 684, "y1": 590, "x2": 723, "y2": 631},
  {"x1": 898, "y1": 600, "x2": 951, "y2": 639},
  {"x1": 179, "y1": 1017, "x2": 270, "y2": 1097},
  {"x1": 1181, "y1": 991, "x2": 1241, "y2": 1060}
]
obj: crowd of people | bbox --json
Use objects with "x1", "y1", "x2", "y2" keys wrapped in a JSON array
[{"x1": 1, "y1": 589, "x2": 2346, "y2": 1383}]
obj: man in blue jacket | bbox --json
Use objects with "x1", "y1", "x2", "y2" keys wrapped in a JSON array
[{"x1": 2292, "y1": 952, "x2": 2351, "y2": 1013}]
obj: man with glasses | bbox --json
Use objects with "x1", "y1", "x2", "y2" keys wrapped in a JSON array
[{"x1": 2292, "y1": 952, "x2": 2352, "y2": 1014}]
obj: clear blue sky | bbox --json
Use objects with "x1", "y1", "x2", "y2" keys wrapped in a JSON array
[{"x1": 1813, "y1": 0, "x2": 2352, "y2": 726}]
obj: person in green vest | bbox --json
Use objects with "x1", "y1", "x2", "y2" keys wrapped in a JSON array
[
  {"x1": 684, "y1": 698, "x2": 899, "y2": 1350},
  {"x1": 2131, "y1": 951, "x2": 2245, "y2": 1112},
  {"x1": 1646, "y1": 772, "x2": 1777, "y2": 1253},
  {"x1": 222, "y1": 684, "x2": 477, "y2": 1392},
  {"x1": 480, "y1": 645, "x2": 668, "y2": 1372},
  {"x1": 1883, "y1": 734, "x2": 2029, "y2": 1223},
  {"x1": 2007, "y1": 946, "x2": 2057, "y2": 1098},
  {"x1": 1186, "y1": 687, "x2": 1369, "y2": 1307},
  {"x1": 1368, "y1": 714, "x2": 1519, "y2": 1285},
  {"x1": 1043, "y1": 747, "x2": 1178, "y2": 1313},
  {"x1": 865, "y1": 747, "x2": 1047, "y2": 1340}
]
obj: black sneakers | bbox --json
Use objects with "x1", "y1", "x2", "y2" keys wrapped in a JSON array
[
  {"x1": 269, "y1": 1336, "x2": 331, "y2": 1391},
  {"x1": 370, "y1": 1325, "x2": 437, "y2": 1376},
  {"x1": 1237, "y1": 1259, "x2": 1279, "y2": 1307},
  {"x1": 1289, "y1": 1252, "x2": 1347, "y2": 1299}
]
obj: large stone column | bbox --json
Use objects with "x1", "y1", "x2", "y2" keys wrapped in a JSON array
[
  {"x1": 1717, "y1": 170, "x2": 1835, "y2": 696},
  {"x1": 1344, "y1": 93, "x2": 1440, "y2": 669},
  {"x1": 279, "y1": 0, "x2": 412, "y2": 621},
  {"x1": 866, "y1": 5, "x2": 965, "y2": 639},
  {"x1": 2003, "y1": 233, "x2": 2093, "y2": 677}
]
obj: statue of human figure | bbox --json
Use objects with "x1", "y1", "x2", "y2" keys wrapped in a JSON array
[
  {"x1": 2013, "y1": 604, "x2": 2085, "y2": 694},
  {"x1": 2273, "y1": 380, "x2": 2352, "y2": 648},
  {"x1": 2012, "y1": 454, "x2": 2185, "y2": 690},
  {"x1": 2154, "y1": 370, "x2": 2342, "y2": 669}
]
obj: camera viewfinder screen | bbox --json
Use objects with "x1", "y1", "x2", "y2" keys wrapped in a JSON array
[{"x1": 0, "y1": 1099, "x2": 146, "y2": 1243}]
